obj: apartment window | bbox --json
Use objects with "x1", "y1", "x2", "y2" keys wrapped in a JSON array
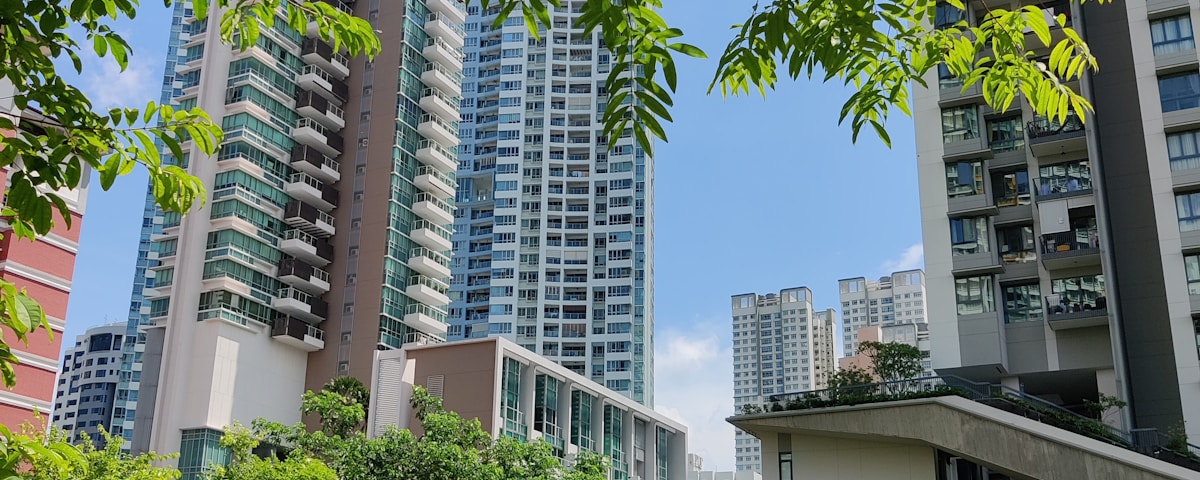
[
  {"x1": 950, "y1": 216, "x2": 990, "y2": 255},
  {"x1": 1168, "y1": 130, "x2": 1200, "y2": 171},
  {"x1": 1003, "y1": 283, "x2": 1042, "y2": 323},
  {"x1": 992, "y1": 169, "x2": 1030, "y2": 206},
  {"x1": 942, "y1": 105, "x2": 979, "y2": 143},
  {"x1": 1049, "y1": 275, "x2": 1106, "y2": 313},
  {"x1": 1151, "y1": 14, "x2": 1195, "y2": 55},
  {"x1": 946, "y1": 160, "x2": 984, "y2": 198},
  {"x1": 1186, "y1": 254, "x2": 1200, "y2": 294},
  {"x1": 938, "y1": 63, "x2": 962, "y2": 90},
  {"x1": 1194, "y1": 318, "x2": 1200, "y2": 360},
  {"x1": 988, "y1": 116, "x2": 1024, "y2": 153},
  {"x1": 935, "y1": 3, "x2": 966, "y2": 29},
  {"x1": 1159, "y1": 71, "x2": 1200, "y2": 112},
  {"x1": 1177, "y1": 191, "x2": 1200, "y2": 232},
  {"x1": 955, "y1": 276, "x2": 995, "y2": 315},
  {"x1": 997, "y1": 225, "x2": 1036, "y2": 263}
]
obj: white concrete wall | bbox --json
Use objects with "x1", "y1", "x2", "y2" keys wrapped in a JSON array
[{"x1": 759, "y1": 433, "x2": 936, "y2": 480}]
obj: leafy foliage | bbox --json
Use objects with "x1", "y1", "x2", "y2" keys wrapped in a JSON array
[
  {"x1": 708, "y1": 0, "x2": 1104, "y2": 146},
  {"x1": 207, "y1": 422, "x2": 337, "y2": 480},
  {"x1": 239, "y1": 385, "x2": 609, "y2": 480},
  {"x1": 18, "y1": 427, "x2": 179, "y2": 480},
  {"x1": 302, "y1": 377, "x2": 369, "y2": 438},
  {"x1": 856, "y1": 341, "x2": 924, "y2": 385}
]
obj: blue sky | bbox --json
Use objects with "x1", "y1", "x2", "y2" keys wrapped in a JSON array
[{"x1": 59, "y1": 0, "x2": 922, "y2": 471}]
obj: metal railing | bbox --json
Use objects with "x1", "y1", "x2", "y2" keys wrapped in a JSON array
[
  {"x1": 760, "y1": 375, "x2": 1200, "y2": 472},
  {"x1": 1026, "y1": 112, "x2": 1084, "y2": 139}
]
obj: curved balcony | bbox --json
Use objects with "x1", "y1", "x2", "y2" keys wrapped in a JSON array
[
  {"x1": 404, "y1": 303, "x2": 449, "y2": 336},
  {"x1": 284, "y1": 200, "x2": 336, "y2": 238},
  {"x1": 410, "y1": 219, "x2": 452, "y2": 252},
  {"x1": 408, "y1": 246, "x2": 451, "y2": 279},
  {"x1": 286, "y1": 172, "x2": 339, "y2": 212},
  {"x1": 301, "y1": 38, "x2": 350, "y2": 79},
  {"x1": 424, "y1": 37, "x2": 464, "y2": 71},
  {"x1": 296, "y1": 90, "x2": 345, "y2": 130},
  {"x1": 271, "y1": 315, "x2": 325, "y2": 352},
  {"x1": 293, "y1": 118, "x2": 343, "y2": 157},
  {"x1": 272, "y1": 287, "x2": 328, "y2": 323},
  {"x1": 422, "y1": 62, "x2": 463, "y2": 97},
  {"x1": 290, "y1": 145, "x2": 341, "y2": 183},
  {"x1": 297, "y1": 64, "x2": 349, "y2": 104},
  {"x1": 419, "y1": 87, "x2": 460, "y2": 121},
  {"x1": 418, "y1": 113, "x2": 461, "y2": 148},
  {"x1": 407, "y1": 274, "x2": 450, "y2": 306},
  {"x1": 414, "y1": 165, "x2": 457, "y2": 198},
  {"x1": 279, "y1": 257, "x2": 332, "y2": 294},
  {"x1": 425, "y1": 0, "x2": 466, "y2": 25},
  {"x1": 424, "y1": 12, "x2": 465, "y2": 49},
  {"x1": 280, "y1": 229, "x2": 334, "y2": 267},
  {"x1": 412, "y1": 191, "x2": 455, "y2": 225},
  {"x1": 416, "y1": 139, "x2": 458, "y2": 173}
]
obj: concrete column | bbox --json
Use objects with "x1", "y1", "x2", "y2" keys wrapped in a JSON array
[
  {"x1": 557, "y1": 381, "x2": 573, "y2": 448},
  {"x1": 591, "y1": 398, "x2": 605, "y2": 453},
  {"x1": 669, "y1": 429, "x2": 687, "y2": 480},
  {"x1": 622, "y1": 407, "x2": 635, "y2": 474},
  {"x1": 520, "y1": 363, "x2": 537, "y2": 436},
  {"x1": 1096, "y1": 368, "x2": 1124, "y2": 429},
  {"x1": 645, "y1": 421, "x2": 659, "y2": 480}
]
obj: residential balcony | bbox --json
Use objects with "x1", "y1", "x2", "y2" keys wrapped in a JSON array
[
  {"x1": 270, "y1": 315, "x2": 325, "y2": 352},
  {"x1": 1026, "y1": 112, "x2": 1086, "y2": 157},
  {"x1": 412, "y1": 192, "x2": 455, "y2": 225},
  {"x1": 407, "y1": 274, "x2": 451, "y2": 306},
  {"x1": 290, "y1": 145, "x2": 341, "y2": 183},
  {"x1": 227, "y1": 70, "x2": 295, "y2": 108},
  {"x1": 1034, "y1": 172, "x2": 1093, "y2": 202},
  {"x1": 296, "y1": 90, "x2": 345, "y2": 130},
  {"x1": 425, "y1": 0, "x2": 466, "y2": 24},
  {"x1": 284, "y1": 200, "x2": 336, "y2": 238},
  {"x1": 293, "y1": 117, "x2": 344, "y2": 157},
  {"x1": 408, "y1": 246, "x2": 452, "y2": 279},
  {"x1": 410, "y1": 219, "x2": 453, "y2": 252},
  {"x1": 419, "y1": 87, "x2": 460, "y2": 122},
  {"x1": 414, "y1": 165, "x2": 457, "y2": 198},
  {"x1": 422, "y1": 61, "x2": 463, "y2": 97},
  {"x1": 305, "y1": 0, "x2": 351, "y2": 37},
  {"x1": 296, "y1": 64, "x2": 349, "y2": 104},
  {"x1": 424, "y1": 37, "x2": 464, "y2": 71},
  {"x1": 278, "y1": 257, "x2": 332, "y2": 294},
  {"x1": 1040, "y1": 228, "x2": 1101, "y2": 270},
  {"x1": 418, "y1": 113, "x2": 461, "y2": 148},
  {"x1": 280, "y1": 229, "x2": 334, "y2": 267},
  {"x1": 286, "y1": 172, "x2": 339, "y2": 212},
  {"x1": 301, "y1": 37, "x2": 350, "y2": 79},
  {"x1": 272, "y1": 286, "x2": 328, "y2": 323},
  {"x1": 404, "y1": 303, "x2": 449, "y2": 336},
  {"x1": 1046, "y1": 275, "x2": 1108, "y2": 330},
  {"x1": 950, "y1": 245, "x2": 1004, "y2": 276},
  {"x1": 424, "y1": 12, "x2": 465, "y2": 49}
]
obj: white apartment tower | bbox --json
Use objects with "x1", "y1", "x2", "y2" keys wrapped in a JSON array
[
  {"x1": 730, "y1": 289, "x2": 836, "y2": 472},
  {"x1": 446, "y1": 2, "x2": 655, "y2": 406},
  {"x1": 52, "y1": 323, "x2": 125, "y2": 446},
  {"x1": 914, "y1": 0, "x2": 1200, "y2": 445},
  {"x1": 124, "y1": 0, "x2": 465, "y2": 476},
  {"x1": 837, "y1": 270, "x2": 927, "y2": 355}
]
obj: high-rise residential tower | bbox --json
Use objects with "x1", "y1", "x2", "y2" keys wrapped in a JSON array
[
  {"x1": 53, "y1": 323, "x2": 124, "y2": 446},
  {"x1": 837, "y1": 270, "x2": 927, "y2": 356},
  {"x1": 124, "y1": 1, "x2": 465, "y2": 475},
  {"x1": 446, "y1": 2, "x2": 655, "y2": 406},
  {"x1": 914, "y1": 0, "x2": 1200, "y2": 444},
  {"x1": 730, "y1": 289, "x2": 836, "y2": 472}
]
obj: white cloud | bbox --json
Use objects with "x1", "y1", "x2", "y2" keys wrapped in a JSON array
[
  {"x1": 879, "y1": 243, "x2": 924, "y2": 274},
  {"x1": 78, "y1": 44, "x2": 159, "y2": 111},
  {"x1": 654, "y1": 316, "x2": 735, "y2": 472}
]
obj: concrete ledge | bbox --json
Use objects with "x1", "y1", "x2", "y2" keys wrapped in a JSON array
[{"x1": 730, "y1": 396, "x2": 1197, "y2": 480}]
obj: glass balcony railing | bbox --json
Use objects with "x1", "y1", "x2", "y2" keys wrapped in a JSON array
[
  {"x1": 1034, "y1": 172, "x2": 1093, "y2": 199},
  {"x1": 1026, "y1": 112, "x2": 1084, "y2": 139},
  {"x1": 405, "y1": 303, "x2": 448, "y2": 323}
]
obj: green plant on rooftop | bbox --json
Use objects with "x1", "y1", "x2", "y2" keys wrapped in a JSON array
[{"x1": 18, "y1": 426, "x2": 179, "y2": 479}]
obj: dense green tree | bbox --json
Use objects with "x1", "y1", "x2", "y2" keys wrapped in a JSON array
[
  {"x1": 19, "y1": 427, "x2": 180, "y2": 480},
  {"x1": 857, "y1": 340, "x2": 925, "y2": 385}
]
